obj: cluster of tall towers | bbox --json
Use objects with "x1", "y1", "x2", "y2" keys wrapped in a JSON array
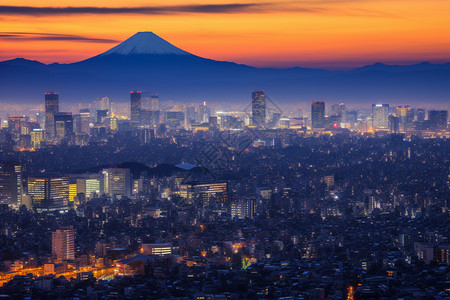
[
  {"x1": 44, "y1": 92, "x2": 59, "y2": 140},
  {"x1": 130, "y1": 91, "x2": 160, "y2": 127},
  {"x1": 44, "y1": 92, "x2": 73, "y2": 142},
  {"x1": 251, "y1": 91, "x2": 266, "y2": 128}
]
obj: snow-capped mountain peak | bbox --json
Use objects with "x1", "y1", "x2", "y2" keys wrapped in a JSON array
[{"x1": 99, "y1": 32, "x2": 191, "y2": 56}]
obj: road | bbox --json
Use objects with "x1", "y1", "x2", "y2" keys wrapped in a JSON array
[{"x1": 0, "y1": 266, "x2": 116, "y2": 287}]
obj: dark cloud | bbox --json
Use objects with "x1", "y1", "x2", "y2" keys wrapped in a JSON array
[
  {"x1": 0, "y1": 32, "x2": 118, "y2": 43},
  {"x1": 0, "y1": 4, "x2": 267, "y2": 16}
]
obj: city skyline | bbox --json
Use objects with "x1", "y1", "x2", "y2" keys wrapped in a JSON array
[
  {"x1": 0, "y1": 88, "x2": 448, "y2": 298},
  {"x1": 0, "y1": 2, "x2": 449, "y2": 297},
  {"x1": 0, "y1": 0, "x2": 449, "y2": 69}
]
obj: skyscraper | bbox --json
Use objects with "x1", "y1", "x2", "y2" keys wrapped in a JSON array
[
  {"x1": 28, "y1": 176, "x2": 69, "y2": 211},
  {"x1": 150, "y1": 94, "x2": 160, "y2": 126},
  {"x1": 388, "y1": 115, "x2": 400, "y2": 133},
  {"x1": 311, "y1": 101, "x2": 325, "y2": 129},
  {"x1": 54, "y1": 113, "x2": 73, "y2": 141},
  {"x1": 331, "y1": 103, "x2": 346, "y2": 121},
  {"x1": 79, "y1": 109, "x2": 91, "y2": 134},
  {"x1": 185, "y1": 105, "x2": 196, "y2": 127},
  {"x1": 272, "y1": 112, "x2": 281, "y2": 128},
  {"x1": 396, "y1": 105, "x2": 413, "y2": 132},
  {"x1": 416, "y1": 108, "x2": 426, "y2": 122},
  {"x1": 151, "y1": 94, "x2": 159, "y2": 111},
  {"x1": 372, "y1": 104, "x2": 389, "y2": 130},
  {"x1": 100, "y1": 96, "x2": 111, "y2": 112},
  {"x1": 199, "y1": 102, "x2": 211, "y2": 124},
  {"x1": 44, "y1": 92, "x2": 59, "y2": 140},
  {"x1": 31, "y1": 129, "x2": 44, "y2": 149},
  {"x1": 102, "y1": 168, "x2": 131, "y2": 198},
  {"x1": 110, "y1": 116, "x2": 118, "y2": 131},
  {"x1": 0, "y1": 161, "x2": 23, "y2": 205},
  {"x1": 428, "y1": 110, "x2": 448, "y2": 130},
  {"x1": 8, "y1": 116, "x2": 27, "y2": 137},
  {"x1": 96, "y1": 110, "x2": 108, "y2": 124},
  {"x1": 252, "y1": 91, "x2": 266, "y2": 128},
  {"x1": 35, "y1": 112, "x2": 43, "y2": 128},
  {"x1": 52, "y1": 226, "x2": 75, "y2": 261},
  {"x1": 130, "y1": 91, "x2": 142, "y2": 126},
  {"x1": 76, "y1": 175, "x2": 101, "y2": 200},
  {"x1": 165, "y1": 111, "x2": 185, "y2": 127}
]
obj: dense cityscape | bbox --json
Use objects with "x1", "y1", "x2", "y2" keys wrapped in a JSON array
[{"x1": 0, "y1": 90, "x2": 448, "y2": 299}]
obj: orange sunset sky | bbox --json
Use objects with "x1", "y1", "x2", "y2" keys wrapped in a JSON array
[{"x1": 0, "y1": 0, "x2": 449, "y2": 69}]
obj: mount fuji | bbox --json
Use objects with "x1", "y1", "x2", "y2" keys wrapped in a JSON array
[
  {"x1": 98, "y1": 32, "x2": 191, "y2": 56},
  {"x1": 0, "y1": 32, "x2": 449, "y2": 104}
]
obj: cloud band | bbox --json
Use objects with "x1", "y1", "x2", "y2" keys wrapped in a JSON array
[
  {"x1": 0, "y1": 4, "x2": 265, "y2": 16},
  {"x1": 0, "y1": 32, "x2": 118, "y2": 43}
]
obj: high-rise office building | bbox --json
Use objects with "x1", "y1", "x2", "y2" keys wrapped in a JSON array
[
  {"x1": 130, "y1": 91, "x2": 142, "y2": 126},
  {"x1": 74, "y1": 174, "x2": 102, "y2": 200},
  {"x1": 35, "y1": 112, "x2": 43, "y2": 128},
  {"x1": 209, "y1": 116, "x2": 219, "y2": 129},
  {"x1": 54, "y1": 113, "x2": 73, "y2": 141},
  {"x1": 110, "y1": 116, "x2": 118, "y2": 131},
  {"x1": 389, "y1": 115, "x2": 400, "y2": 133},
  {"x1": 231, "y1": 197, "x2": 256, "y2": 220},
  {"x1": 0, "y1": 161, "x2": 23, "y2": 205},
  {"x1": 100, "y1": 96, "x2": 111, "y2": 112},
  {"x1": 69, "y1": 183, "x2": 77, "y2": 202},
  {"x1": 151, "y1": 94, "x2": 159, "y2": 111},
  {"x1": 102, "y1": 168, "x2": 131, "y2": 198},
  {"x1": 396, "y1": 105, "x2": 413, "y2": 132},
  {"x1": 252, "y1": 91, "x2": 266, "y2": 128},
  {"x1": 148, "y1": 94, "x2": 161, "y2": 126},
  {"x1": 69, "y1": 174, "x2": 102, "y2": 204},
  {"x1": 28, "y1": 176, "x2": 69, "y2": 210},
  {"x1": 165, "y1": 111, "x2": 185, "y2": 127},
  {"x1": 331, "y1": 103, "x2": 346, "y2": 121},
  {"x1": 185, "y1": 105, "x2": 196, "y2": 127},
  {"x1": 198, "y1": 102, "x2": 211, "y2": 124},
  {"x1": 141, "y1": 96, "x2": 151, "y2": 110},
  {"x1": 345, "y1": 111, "x2": 357, "y2": 122},
  {"x1": 79, "y1": 109, "x2": 91, "y2": 134},
  {"x1": 416, "y1": 108, "x2": 426, "y2": 122},
  {"x1": 311, "y1": 101, "x2": 325, "y2": 129},
  {"x1": 18, "y1": 134, "x2": 31, "y2": 149},
  {"x1": 140, "y1": 110, "x2": 152, "y2": 126},
  {"x1": 8, "y1": 116, "x2": 27, "y2": 137},
  {"x1": 72, "y1": 114, "x2": 81, "y2": 134},
  {"x1": 428, "y1": 110, "x2": 448, "y2": 130},
  {"x1": 44, "y1": 92, "x2": 59, "y2": 140},
  {"x1": 189, "y1": 181, "x2": 229, "y2": 207},
  {"x1": 220, "y1": 115, "x2": 235, "y2": 130},
  {"x1": 52, "y1": 226, "x2": 75, "y2": 261},
  {"x1": 30, "y1": 129, "x2": 44, "y2": 149},
  {"x1": 140, "y1": 93, "x2": 158, "y2": 127},
  {"x1": 372, "y1": 104, "x2": 389, "y2": 130},
  {"x1": 272, "y1": 112, "x2": 282, "y2": 128},
  {"x1": 96, "y1": 110, "x2": 108, "y2": 124}
]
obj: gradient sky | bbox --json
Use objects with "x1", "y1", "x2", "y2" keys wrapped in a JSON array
[{"x1": 0, "y1": 0, "x2": 449, "y2": 69}]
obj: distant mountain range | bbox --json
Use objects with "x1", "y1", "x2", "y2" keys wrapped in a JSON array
[{"x1": 0, "y1": 32, "x2": 449, "y2": 104}]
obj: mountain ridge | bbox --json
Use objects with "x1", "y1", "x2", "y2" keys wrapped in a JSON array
[{"x1": 0, "y1": 32, "x2": 449, "y2": 104}]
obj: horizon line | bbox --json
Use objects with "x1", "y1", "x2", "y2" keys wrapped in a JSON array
[{"x1": 1, "y1": 55, "x2": 449, "y2": 72}]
